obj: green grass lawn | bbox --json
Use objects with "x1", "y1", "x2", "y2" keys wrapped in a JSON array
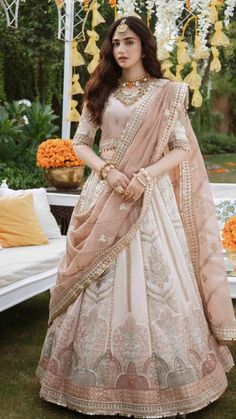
[
  {"x1": 0, "y1": 292, "x2": 236, "y2": 419},
  {"x1": 204, "y1": 153, "x2": 236, "y2": 184}
]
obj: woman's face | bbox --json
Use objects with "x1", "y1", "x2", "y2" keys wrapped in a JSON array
[{"x1": 112, "y1": 27, "x2": 143, "y2": 70}]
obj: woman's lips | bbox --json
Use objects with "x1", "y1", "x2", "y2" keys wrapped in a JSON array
[{"x1": 119, "y1": 57, "x2": 128, "y2": 61}]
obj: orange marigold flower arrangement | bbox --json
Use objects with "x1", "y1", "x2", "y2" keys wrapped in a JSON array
[
  {"x1": 36, "y1": 139, "x2": 84, "y2": 169},
  {"x1": 222, "y1": 215, "x2": 236, "y2": 252}
]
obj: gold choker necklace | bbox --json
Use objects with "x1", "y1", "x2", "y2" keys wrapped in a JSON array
[
  {"x1": 119, "y1": 75, "x2": 148, "y2": 89},
  {"x1": 114, "y1": 75, "x2": 149, "y2": 106}
]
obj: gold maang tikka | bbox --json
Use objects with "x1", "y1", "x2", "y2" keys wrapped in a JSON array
[{"x1": 117, "y1": 18, "x2": 128, "y2": 33}]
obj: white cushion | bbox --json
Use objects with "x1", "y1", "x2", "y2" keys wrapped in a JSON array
[
  {"x1": 210, "y1": 183, "x2": 236, "y2": 199},
  {"x1": 0, "y1": 237, "x2": 66, "y2": 287},
  {"x1": 0, "y1": 187, "x2": 61, "y2": 239}
]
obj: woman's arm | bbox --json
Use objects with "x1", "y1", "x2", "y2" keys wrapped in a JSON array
[
  {"x1": 74, "y1": 144, "x2": 130, "y2": 190},
  {"x1": 146, "y1": 148, "x2": 189, "y2": 179},
  {"x1": 73, "y1": 144, "x2": 105, "y2": 173},
  {"x1": 72, "y1": 106, "x2": 106, "y2": 173}
]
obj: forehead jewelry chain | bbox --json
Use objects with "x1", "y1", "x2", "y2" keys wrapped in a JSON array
[{"x1": 117, "y1": 18, "x2": 128, "y2": 33}]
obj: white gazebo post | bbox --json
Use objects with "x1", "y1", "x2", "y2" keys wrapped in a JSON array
[
  {"x1": 61, "y1": 0, "x2": 75, "y2": 139},
  {"x1": 0, "y1": 0, "x2": 20, "y2": 27}
]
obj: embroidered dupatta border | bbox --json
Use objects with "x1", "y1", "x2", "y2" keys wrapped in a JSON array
[
  {"x1": 49, "y1": 81, "x2": 187, "y2": 325},
  {"x1": 180, "y1": 164, "x2": 236, "y2": 341},
  {"x1": 71, "y1": 79, "x2": 167, "y2": 218}
]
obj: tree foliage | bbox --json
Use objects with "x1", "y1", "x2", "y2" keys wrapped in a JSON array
[{"x1": 0, "y1": 0, "x2": 64, "y2": 109}]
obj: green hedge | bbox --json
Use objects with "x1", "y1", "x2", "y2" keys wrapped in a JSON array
[
  {"x1": 0, "y1": 161, "x2": 48, "y2": 190},
  {"x1": 198, "y1": 132, "x2": 236, "y2": 154}
]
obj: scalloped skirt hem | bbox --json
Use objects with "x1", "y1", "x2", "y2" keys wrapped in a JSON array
[{"x1": 37, "y1": 362, "x2": 233, "y2": 418}]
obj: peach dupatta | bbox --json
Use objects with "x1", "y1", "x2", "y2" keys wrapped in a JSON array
[{"x1": 49, "y1": 79, "x2": 236, "y2": 344}]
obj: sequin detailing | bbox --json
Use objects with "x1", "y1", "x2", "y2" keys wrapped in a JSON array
[
  {"x1": 72, "y1": 106, "x2": 97, "y2": 149},
  {"x1": 98, "y1": 234, "x2": 107, "y2": 243},
  {"x1": 168, "y1": 138, "x2": 190, "y2": 152},
  {"x1": 119, "y1": 203, "x2": 128, "y2": 211},
  {"x1": 99, "y1": 138, "x2": 119, "y2": 153},
  {"x1": 49, "y1": 80, "x2": 164, "y2": 324},
  {"x1": 38, "y1": 199, "x2": 234, "y2": 415},
  {"x1": 72, "y1": 133, "x2": 94, "y2": 148},
  {"x1": 38, "y1": 80, "x2": 236, "y2": 419},
  {"x1": 50, "y1": 81, "x2": 236, "y2": 343}
]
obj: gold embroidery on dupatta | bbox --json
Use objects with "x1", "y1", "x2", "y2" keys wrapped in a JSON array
[
  {"x1": 98, "y1": 234, "x2": 107, "y2": 243},
  {"x1": 150, "y1": 82, "x2": 188, "y2": 164},
  {"x1": 49, "y1": 80, "x2": 165, "y2": 324},
  {"x1": 69, "y1": 80, "x2": 165, "y2": 220},
  {"x1": 50, "y1": 82, "x2": 189, "y2": 325},
  {"x1": 178, "y1": 129, "x2": 236, "y2": 341},
  {"x1": 179, "y1": 160, "x2": 200, "y2": 275},
  {"x1": 111, "y1": 79, "x2": 166, "y2": 167},
  {"x1": 211, "y1": 323, "x2": 236, "y2": 341}
]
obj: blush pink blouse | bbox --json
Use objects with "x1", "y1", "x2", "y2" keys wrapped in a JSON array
[{"x1": 73, "y1": 91, "x2": 189, "y2": 161}]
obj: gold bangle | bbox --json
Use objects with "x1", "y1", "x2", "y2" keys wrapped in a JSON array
[
  {"x1": 103, "y1": 163, "x2": 115, "y2": 179},
  {"x1": 98, "y1": 163, "x2": 107, "y2": 180},
  {"x1": 139, "y1": 167, "x2": 151, "y2": 183},
  {"x1": 136, "y1": 176, "x2": 147, "y2": 188},
  {"x1": 99, "y1": 162, "x2": 115, "y2": 180}
]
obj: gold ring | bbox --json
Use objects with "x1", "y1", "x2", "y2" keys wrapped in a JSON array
[
  {"x1": 115, "y1": 186, "x2": 125, "y2": 195},
  {"x1": 124, "y1": 190, "x2": 129, "y2": 196}
]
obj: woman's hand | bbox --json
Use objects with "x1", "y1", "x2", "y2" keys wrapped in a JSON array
[
  {"x1": 106, "y1": 168, "x2": 130, "y2": 190},
  {"x1": 122, "y1": 175, "x2": 146, "y2": 203}
]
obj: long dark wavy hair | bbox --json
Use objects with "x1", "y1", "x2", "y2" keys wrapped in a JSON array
[{"x1": 84, "y1": 16, "x2": 164, "y2": 126}]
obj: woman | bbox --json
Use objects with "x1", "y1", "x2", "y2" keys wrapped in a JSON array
[{"x1": 37, "y1": 16, "x2": 236, "y2": 418}]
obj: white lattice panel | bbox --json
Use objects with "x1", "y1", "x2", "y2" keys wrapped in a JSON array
[
  {"x1": 57, "y1": 0, "x2": 87, "y2": 41},
  {"x1": 0, "y1": 0, "x2": 20, "y2": 28}
]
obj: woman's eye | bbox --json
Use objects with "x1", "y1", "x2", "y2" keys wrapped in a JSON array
[
  {"x1": 126, "y1": 41, "x2": 134, "y2": 45},
  {"x1": 112, "y1": 43, "x2": 119, "y2": 48}
]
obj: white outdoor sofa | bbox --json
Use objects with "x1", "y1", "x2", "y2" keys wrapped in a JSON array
[
  {"x1": 0, "y1": 183, "x2": 235, "y2": 313},
  {"x1": 0, "y1": 190, "x2": 78, "y2": 312},
  {"x1": 211, "y1": 183, "x2": 236, "y2": 298}
]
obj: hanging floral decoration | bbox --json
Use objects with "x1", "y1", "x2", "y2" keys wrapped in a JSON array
[
  {"x1": 56, "y1": 0, "x2": 236, "y2": 111},
  {"x1": 83, "y1": 0, "x2": 90, "y2": 11},
  {"x1": 65, "y1": 0, "x2": 105, "y2": 121},
  {"x1": 66, "y1": 39, "x2": 85, "y2": 122},
  {"x1": 84, "y1": 0, "x2": 105, "y2": 74},
  {"x1": 109, "y1": 0, "x2": 117, "y2": 8},
  {"x1": 55, "y1": 0, "x2": 64, "y2": 9}
]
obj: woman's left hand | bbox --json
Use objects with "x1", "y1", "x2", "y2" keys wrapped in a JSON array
[{"x1": 122, "y1": 176, "x2": 146, "y2": 203}]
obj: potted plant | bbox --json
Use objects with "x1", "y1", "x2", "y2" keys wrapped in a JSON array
[
  {"x1": 222, "y1": 215, "x2": 236, "y2": 276},
  {"x1": 36, "y1": 139, "x2": 84, "y2": 189}
]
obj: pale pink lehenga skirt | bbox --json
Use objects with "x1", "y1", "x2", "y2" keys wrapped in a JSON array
[{"x1": 36, "y1": 171, "x2": 234, "y2": 418}]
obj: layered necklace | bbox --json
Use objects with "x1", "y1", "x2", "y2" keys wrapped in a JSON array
[{"x1": 113, "y1": 74, "x2": 149, "y2": 106}]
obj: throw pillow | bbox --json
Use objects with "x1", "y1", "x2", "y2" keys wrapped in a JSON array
[
  {"x1": 0, "y1": 187, "x2": 61, "y2": 239},
  {"x1": 0, "y1": 193, "x2": 49, "y2": 248}
]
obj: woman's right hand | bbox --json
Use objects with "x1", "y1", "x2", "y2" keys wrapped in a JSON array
[{"x1": 106, "y1": 168, "x2": 130, "y2": 191}]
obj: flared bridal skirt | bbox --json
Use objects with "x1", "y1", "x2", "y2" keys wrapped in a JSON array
[{"x1": 36, "y1": 172, "x2": 234, "y2": 418}]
